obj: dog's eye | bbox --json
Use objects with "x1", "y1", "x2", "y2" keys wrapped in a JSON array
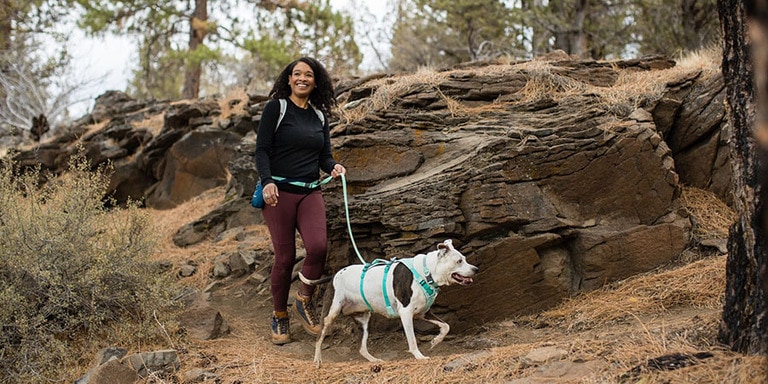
[{"x1": 457, "y1": 259, "x2": 463, "y2": 264}]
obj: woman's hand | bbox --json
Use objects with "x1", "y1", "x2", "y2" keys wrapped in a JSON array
[
  {"x1": 331, "y1": 164, "x2": 346, "y2": 178},
  {"x1": 263, "y1": 183, "x2": 279, "y2": 206}
]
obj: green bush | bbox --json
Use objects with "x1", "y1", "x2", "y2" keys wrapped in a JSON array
[{"x1": 0, "y1": 154, "x2": 179, "y2": 383}]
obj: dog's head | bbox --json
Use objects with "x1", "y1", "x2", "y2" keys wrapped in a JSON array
[{"x1": 432, "y1": 239, "x2": 478, "y2": 286}]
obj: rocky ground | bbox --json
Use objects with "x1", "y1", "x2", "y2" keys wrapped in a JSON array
[{"x1": 138, "y1": 187, "x2": 766, "y2": 384}]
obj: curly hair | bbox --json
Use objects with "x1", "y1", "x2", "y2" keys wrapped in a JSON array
[{"x1": 268, "y1": 57, "x2": 336, "y2": 116}]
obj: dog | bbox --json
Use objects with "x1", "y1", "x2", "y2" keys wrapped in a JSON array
[{"x1": 299, "y1": 239, "x2": 478, "y2": 367}]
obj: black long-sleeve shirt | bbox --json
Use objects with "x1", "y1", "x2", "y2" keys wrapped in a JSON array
[{"x1": 255, "y1": 98, "x2": 336, "y2": 194}]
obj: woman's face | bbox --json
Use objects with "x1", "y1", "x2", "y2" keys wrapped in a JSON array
[{"x1": 289, "y1": 61, "x2": 315, "y2": 99}]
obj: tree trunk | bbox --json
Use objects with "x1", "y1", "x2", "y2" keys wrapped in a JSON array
[
  {"x1": 0, "y1": 0, "x2": 13, "y2": 53},
  {"x1": 718, "y1": 0, "x2": 768, "y2": 355},
  {"x1": 551, "y1": 0, "x2": 589, "y2": 58},
  {"x1": 182, "y1": 0, "x2": 207, "y2": 100}
]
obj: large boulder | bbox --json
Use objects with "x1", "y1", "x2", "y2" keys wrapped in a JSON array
[
  {"x1": 144, "y1": 128, "x2": 242, "y2": 209},
  {"x1": 310, "y1": 58, "x2": 692, "y2": 329}
]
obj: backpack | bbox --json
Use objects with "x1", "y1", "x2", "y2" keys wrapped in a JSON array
[{"x1": 275, "y1": 98, "x2": 325, "y2": 132}]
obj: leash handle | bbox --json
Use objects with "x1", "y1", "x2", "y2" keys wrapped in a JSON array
[{"x1": 340, "y1": 173, "x2": 366, "y2": 264}]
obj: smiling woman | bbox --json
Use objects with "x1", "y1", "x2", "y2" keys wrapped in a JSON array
[{"x1": 254, "y1": 56, "x2": 347, "y2": 345}]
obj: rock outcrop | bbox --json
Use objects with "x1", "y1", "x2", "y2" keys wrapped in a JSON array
[
  {"x1": 6, "y1": 56, "x2": 732, "y2": 328},
  {"x1": 310, "y1": 58, "x2": 692, "y2": 329}
]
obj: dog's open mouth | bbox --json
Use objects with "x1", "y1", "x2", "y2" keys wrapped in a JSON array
[{"x1": 451, "y1": 273, "x2": 474, "y2": 285}]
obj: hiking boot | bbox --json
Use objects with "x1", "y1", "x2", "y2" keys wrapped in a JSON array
[
  {"x1": 271, "y1": 313, "x2": 291, "y2": 345},
  {"x1": 292, "y1": 292, "x2": 322, "y2": 336}
]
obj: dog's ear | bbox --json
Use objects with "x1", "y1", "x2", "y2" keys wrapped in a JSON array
[{"x1": 437, "y1": 239, "x2": 454, "y2": 255}]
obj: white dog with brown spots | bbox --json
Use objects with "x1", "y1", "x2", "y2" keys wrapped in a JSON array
[{"x1": 299, "y1": 239, "x2": 478, "y2": 367}]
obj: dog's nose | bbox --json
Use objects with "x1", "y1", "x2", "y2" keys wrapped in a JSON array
[{"x1": 472, "y1": 266, "x2": 479, "y2": 273}]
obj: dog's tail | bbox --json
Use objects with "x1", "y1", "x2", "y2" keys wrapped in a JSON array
[{"x1": 298, "y1": 271, "x2": 333, "y2": 286}]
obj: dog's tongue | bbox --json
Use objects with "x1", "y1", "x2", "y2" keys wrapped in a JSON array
[{"x1": 452, "y1": 273, "x2": 474, "y2": 285}]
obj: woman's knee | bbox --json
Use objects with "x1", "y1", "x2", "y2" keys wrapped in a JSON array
[{"x1": 304, "y1": 241, "x2": 327, "y2": 261}]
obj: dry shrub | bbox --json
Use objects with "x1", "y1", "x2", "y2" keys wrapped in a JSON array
[{"x1": 0, "y1": 153, "x2": 180, "y2": 383}]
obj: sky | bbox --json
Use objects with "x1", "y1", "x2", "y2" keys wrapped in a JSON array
[{"x1": 66, "y1": 0, "x2": 391, "y2": 117}]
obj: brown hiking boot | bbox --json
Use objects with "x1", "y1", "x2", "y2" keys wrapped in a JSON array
[
  {"x1": 271, "y1": 312, "x2": 291, "y2": 345},
  {"x1": 292, "y1": 292, "x2": 322, "y2": 336}
]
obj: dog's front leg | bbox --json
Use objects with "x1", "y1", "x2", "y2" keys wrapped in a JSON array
[
  {"x1": 399, "y1": 309, "x2": 428, "y2": 359},
  {"x1": 354, "y1": 312, "x2": 382, "y2": 362},
  {"x1": 419, "y1": 311, "x2": 450, "y2": 349}
]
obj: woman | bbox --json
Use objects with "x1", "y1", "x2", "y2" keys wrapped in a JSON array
[{"x1": 255, "y1": 57, "x2": 346, "y2": 345}]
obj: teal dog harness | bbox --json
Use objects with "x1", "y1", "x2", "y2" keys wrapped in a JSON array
[{"x1": 359, "y1": 256, "x2": 440, "y2": 318}]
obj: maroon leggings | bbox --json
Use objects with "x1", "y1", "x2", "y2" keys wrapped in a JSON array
[{"x1": 262, "y1": 190, "x2": 328, "y2": 313}]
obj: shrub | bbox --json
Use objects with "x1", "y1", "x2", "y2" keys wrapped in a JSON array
[{"x1": 0, "y1": 154, "x2": 179, "y2": 383}]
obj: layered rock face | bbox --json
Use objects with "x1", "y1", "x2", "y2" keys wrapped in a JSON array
[{"x1": 316, "y1": 58, "x2": 692, "y2": 329}]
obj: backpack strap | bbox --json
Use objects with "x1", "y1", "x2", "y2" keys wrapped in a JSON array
[
  {"x1": 276, "y1": 99, "x2": 287, "y2": 132},
  {"x1": 310, "y1": 104, "x2": 325, "y2": 125},
  {"x1": 275, "y1": 99, "x2": 325, "y2": 133}
]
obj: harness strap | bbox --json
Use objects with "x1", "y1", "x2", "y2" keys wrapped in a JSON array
[
  {"x1": 360, "y1": 262, "x2": 376, "y2": 314},
  {"x1": 359, "y1": 259, "x2": 398, "y2": 318},
  {"x1": 382, "y1": 260, "x2": 397, "y2": 317}
]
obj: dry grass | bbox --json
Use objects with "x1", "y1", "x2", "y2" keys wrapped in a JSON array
[
  {"x1": 147, "y1": 186, "x2": 260, "y2": 290},
  {"x1": 532, "y1": 256, "x2": 725, "y2": 331},
  {"x1": 681, "y1": 186, "x2": 737, "y2": 240},
  {"x1": 218, "y1": 88, "x2": 250, "y2": 120},
  {"x1": 131, "y1": 113, "x2": 166, "y2": 136},
  {"x1": 337, "y1": 50, "x2": 722, "y2": 129},
  {"x1": 337, "y1": 67, "x2": 450, "y2": 124},
  {"x1": 517, "y1": 67, "x2": 588, "y2": 102},
  {"x1": 676, "y1": 44, "x2": 723, "y2": 80}
]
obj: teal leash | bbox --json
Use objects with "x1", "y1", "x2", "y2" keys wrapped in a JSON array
[
  {"x1": 339, "y1": 174, "x2": 397, "y2": 316},
  {"x1": 339, "y1": 173, "x2": 366, "y2": 264}
]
